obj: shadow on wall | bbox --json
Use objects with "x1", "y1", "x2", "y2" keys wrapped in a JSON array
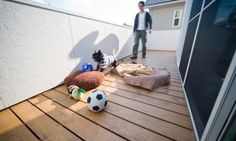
[
  {"x1": 116, "y1": 35, "x2": 134, "y2": 59},
  {"x1": 69, "y1": 31, "x2": 120, "y2": 73}
]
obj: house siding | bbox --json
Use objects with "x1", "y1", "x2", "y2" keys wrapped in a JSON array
[{"x1": 150, "y1": 3, "x2": 185, "y2": 30}]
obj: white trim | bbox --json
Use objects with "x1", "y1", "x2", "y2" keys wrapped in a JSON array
[
  {"x1": 146, "y1": 0, "x2": 185, "y2": 8},
  {"x1": 189, "y1": 12, "x2": 200, "y2": 23},
  {"x1": 183, "y1": 0, "x2": 206, "y2": 84},
  {"x1": 176, "y1": 62, "x2": 200, "y2": 141},
  {"x1": 201, "y1": 52, "x2": 236, "y2": 141},
  {"x1": 172, "y1": 9, "x2": 183, "y2": 28},
  {"x1": 218, "y1": 100, "x2": 236, "y2": 140},
  {"x1": 188, "y1": 0, "x2": 215, "y2": 23},
  {"x1": 176, "y1": 0, "x2": 193, "y2": 67}
]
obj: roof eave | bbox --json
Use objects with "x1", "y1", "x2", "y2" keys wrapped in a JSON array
[{"x1": 145, "y1": 0, "x2": 185, "y2": 8}]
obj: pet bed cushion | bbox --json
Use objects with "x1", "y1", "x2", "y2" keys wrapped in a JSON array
[
  {"x1": 123, "y1": 69, "x2": 170, "y2": 90},
  {"x1": 64, "y1": 71, "x2": 104, "y2": 91},
  {"x1": 115, "y1": 63, "x2": 154, "y2": 77}
]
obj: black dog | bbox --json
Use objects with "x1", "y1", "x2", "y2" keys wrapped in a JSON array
[{"x1": 92, "y1": 50, "x2": 117, "y2": 72}]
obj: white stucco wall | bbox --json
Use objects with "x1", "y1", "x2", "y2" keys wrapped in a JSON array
[
  {"x1": 147, "y1": 30, "x2": 181, "y2": 51},
  {"x1": 0, "y1": 0, "x2": 134, "y2": 109},
  {"x1": 149, "y1": 2, "x2": 185, "y2": 31}
]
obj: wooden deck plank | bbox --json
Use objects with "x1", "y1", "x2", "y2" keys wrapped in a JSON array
[
  {"x1": 0, "y1": 109, "x2": 39, "y2": 141},
  {"x1": 104, "y1": 77, "x2": 186, "y2": 105},
  {"x1": 51, "y1": 89, "x2": 194, "y2": 141},
  {"x1": 105, "y1": 102, "x2": 194, "y2": 141},
  {"x1": 99, "y1": 84, "x2": 188, "y2": 115},
  {"x1": 46, "y1": 89, "x2": 194, "y2": 141},
  {"x1": 43, "y1": 90, "x2": 172, "y2": 141},
  {"x1": 102, "y1": 80, "x2": 185, "y2": 99},
  {"x1": 55, "y1": 86, "x2": 192, "y2": 130},
  {"x1": 101, "y1": 83, "x2": 186, "y2": 106},
  {"x1": 105, "y1": 75, "x2": 183, "y2": 92},
  {"x1": 29, "y1": 95, "x2": 126, "y2": 141},
  {"x1": 11, "y1": 101, "x2": 82, "y2": 141}
]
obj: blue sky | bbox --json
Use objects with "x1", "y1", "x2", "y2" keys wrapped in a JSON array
[{"x1": 33, "y1": 0, "x2": 146, "y2": 25}]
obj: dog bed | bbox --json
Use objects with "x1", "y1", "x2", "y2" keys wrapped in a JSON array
[
  {"x1": 114, "y1": 63, "x2": 154, "y2": 77},
  {"x1": 64, "y1": 71, "x2": 104, "y2": 91},
  {"x1": 123, "y1": 69, "x2": 170, "y2": 90}
]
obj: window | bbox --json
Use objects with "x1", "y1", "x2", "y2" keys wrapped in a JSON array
[{"x1": 172, "y1": 9, "x2": 183, "y2": 27}]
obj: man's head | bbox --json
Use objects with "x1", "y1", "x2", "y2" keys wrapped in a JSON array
[{"x1": 138, "y1": 1, "x2": 145, "y2": 12}]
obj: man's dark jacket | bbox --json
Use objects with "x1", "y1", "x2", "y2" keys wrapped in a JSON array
[{"x1": 133, "y1": 12, "x2": 152, "y2": 33}]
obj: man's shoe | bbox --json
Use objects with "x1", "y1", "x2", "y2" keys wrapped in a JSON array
[
  {"x1": 142, "y1": 56, "x2": 146, "y2": 59},
  {"x1": 130, "y1": 56, "x2": 137, "y2": 59}
]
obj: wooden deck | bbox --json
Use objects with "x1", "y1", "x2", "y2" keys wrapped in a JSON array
[{"x1": 0, "y1": 51, "x2": 195, "y2": 141}]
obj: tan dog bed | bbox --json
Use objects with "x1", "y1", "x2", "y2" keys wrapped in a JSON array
[
  {"x1": 123, "y1": 69, "x2": 170, "y2": 91},
  {"x1": 115, "y1": 63, "x2": 154, "y2": 77}
]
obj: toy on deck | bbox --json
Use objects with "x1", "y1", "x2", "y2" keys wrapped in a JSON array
[
  {"x1": 68, "y1": 85, "x2": 86, "y2": 100},
  {"x1": 87, "y1": 89, "x2": 108, "y2": 112},
  {"x1": 80, "y1": 63, "x2": 93, "y2": 72}
]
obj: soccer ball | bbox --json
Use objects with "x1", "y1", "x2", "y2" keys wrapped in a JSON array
[
  {"x1": 87, "y1": 89, "x2": 108, "y2": 112},
  {"x1": 68, "y1": 85, "x2": 85, "y2": 100}
]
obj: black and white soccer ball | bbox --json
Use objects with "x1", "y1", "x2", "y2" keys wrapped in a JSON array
[{"x1": 87, "y1": 89, "x2": 108, "y2": 112}]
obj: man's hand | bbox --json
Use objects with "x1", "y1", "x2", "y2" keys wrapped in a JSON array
[{"x1": 148, "y1": 29, "x2": 152, "y2": 34}]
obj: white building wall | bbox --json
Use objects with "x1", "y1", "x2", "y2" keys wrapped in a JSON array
[
  {"x1": 148, "y1": 2, "x2": 185, "y2": 51},
  {"x1": 149, "y1": 3, "x2": 185, "y2": 31},
  {"x1": 147, "y1": 29, "x2": 181, "y2": 51},
  {"x1": 0, "y1": 0, "x2": 134, "y2": 109}
]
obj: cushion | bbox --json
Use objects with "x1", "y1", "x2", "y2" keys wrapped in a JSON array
[
  {"x1": 64, "y1": 71, "x2": 104, "y2": 91},
  {"x1": 64, "y1": 71, "x2": 82, "y2": 87},
  {"x1": 123, "y1": 69, "x2": 170, "y2": 90},
  {"x1": 114, "y1": 63, "x2": 154, "y2": 77}
]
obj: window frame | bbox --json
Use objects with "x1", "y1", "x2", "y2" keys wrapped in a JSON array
[{"x1": 172, "y1": 9, "x2": 183, "y2": 28}]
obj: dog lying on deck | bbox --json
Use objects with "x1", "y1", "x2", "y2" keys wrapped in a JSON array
[{"x1": 92, "y1": 50, "x2": 117, "y2": 72}]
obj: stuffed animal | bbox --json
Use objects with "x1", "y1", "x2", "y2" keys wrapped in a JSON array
[
  {"x1": 92, "y1": 50, "x2": 117, "y2": 72},
  {"x1": 68, "y1": 85, "x2": 86, "y2": 100},
  {"x1": 87, "y1": 89, "x2": 108, "y2": 112}
]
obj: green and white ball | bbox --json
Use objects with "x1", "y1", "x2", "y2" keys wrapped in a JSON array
[{"x1": 68, "y1": 85, "x2": 85, "y2": 100}]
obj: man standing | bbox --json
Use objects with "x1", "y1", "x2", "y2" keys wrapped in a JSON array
[{"x1": 131, "y1": 1, "x2": 152, "y2": 59}]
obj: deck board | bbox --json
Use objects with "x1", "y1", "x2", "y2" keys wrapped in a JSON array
[
  {"x1": 0, "y1": 109, "x2": 39, "y2": 141},
  {"x1": 101, "y1": 83, "x2": 186, "y2": 106},
  {"x1": 0, "y1": 51, "x2": 195, "y2": 141},
  {"x1": 99, "y1": 83, "x2": 188, "y2": 115},
  {"x1": 43, "y1": 90, "x2": 171, "y2": 141},
  {"x1": 48, "y1": 88, "x2": 194, "y2": 141},
  {"x1": 29, "y1": 95, "x2": 126, "y2": 141},
  {"x1": 56, "y1": 85, "x2": 192, "y2": 129},
  {"x1": 105, "y1": 76, "x2": 184, "y2": 92},
  {"x1": 103, "y1": 79, "x2": 185, "y2": 98},
  {"x1": 11, "y1": 101, "x2": 82, "y2": 141}
]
